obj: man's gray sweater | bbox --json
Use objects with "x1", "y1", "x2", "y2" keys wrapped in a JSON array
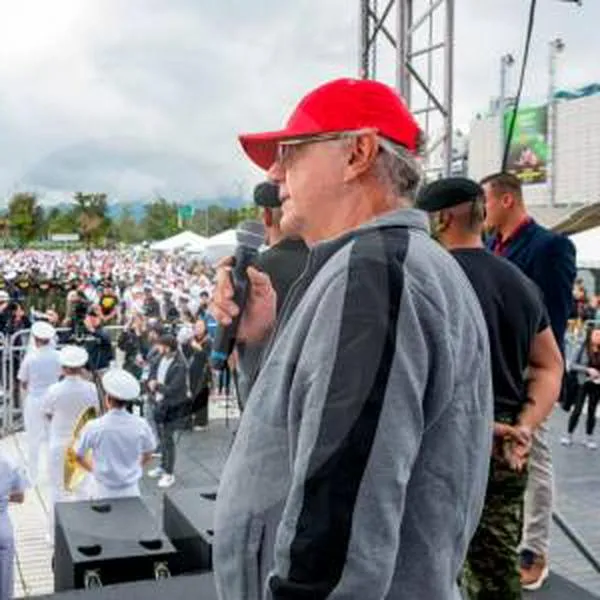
[{"x1": 214, "y1": 208, "x2": 493, "y2": 599}]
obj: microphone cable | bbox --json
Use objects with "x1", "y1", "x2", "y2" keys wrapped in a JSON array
[{"x1": 502, "y1": 0, "x2": 538, "y2": 171}]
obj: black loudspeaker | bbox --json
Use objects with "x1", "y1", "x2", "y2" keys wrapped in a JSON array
[
  {"x1": 54, "y1": 497, "x2": 178, "y2": 591},
  {"x1": 163, "y1": 487, "x2": 217, "y2": 574},
  {"x1": 33, "y1": 572, "x2": 217, "y2": 600}
]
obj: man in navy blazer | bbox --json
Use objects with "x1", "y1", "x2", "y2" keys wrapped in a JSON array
[{"x1": 482, "y1": 172, "x2": 576, "y2": 591}]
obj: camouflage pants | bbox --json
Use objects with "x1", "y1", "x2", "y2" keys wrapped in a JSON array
[{"x1": 462, "y1": 447, "x2": 528, "y2": 599}]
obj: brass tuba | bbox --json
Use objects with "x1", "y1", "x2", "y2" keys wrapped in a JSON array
[{"x1": 64, "y1": 405, "x2": 98, "y2": 492}]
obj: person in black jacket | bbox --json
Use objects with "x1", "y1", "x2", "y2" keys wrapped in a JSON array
[
  {"x1": 182, "y1": 319, "x2": 212, "y2": 430},
  {"x1": 117, "y1": 314, "x2": 149, "y2": 380},
  {"x1": 146, "y1": 334, "x2": 187, "y2": 489},
  {"x1": 82, "y1": 308, "x2": 114, "y2": 372}
]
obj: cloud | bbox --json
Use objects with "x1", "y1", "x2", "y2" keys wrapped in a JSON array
[{"x1": 0, "y1": 0, "x2": 596, "y2": 204}]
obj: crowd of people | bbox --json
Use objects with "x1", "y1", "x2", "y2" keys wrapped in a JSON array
[
  {"x1": 0, "y1": 248, "x2": 216, "y2": 338},
  {"x1": 0, "y1": 246, "x2": 229, "y2": 596},
  {"x1": 0, "y1": 75, "x2": 597, "y2": 600},
  {"x1": 561, "y1": 285, "x2": 600, "y2": 449}
]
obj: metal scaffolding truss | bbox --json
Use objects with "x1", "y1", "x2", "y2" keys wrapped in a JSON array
[{"x1": 359, "y1": 0, "x2": 454, "y2": 176}]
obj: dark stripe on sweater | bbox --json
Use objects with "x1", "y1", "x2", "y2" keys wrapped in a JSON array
[{"x1": 270, "y1": 227, "x2": 409, "y2": 599}]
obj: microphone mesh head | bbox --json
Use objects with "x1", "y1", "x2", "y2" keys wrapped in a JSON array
[{"x1": 236, "y1": 220, "x2": 265, "y2": 250}]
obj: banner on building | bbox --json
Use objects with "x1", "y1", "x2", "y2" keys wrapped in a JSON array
[{"x1": 504, "y1": 105, "x2": 548, "y2": 185}]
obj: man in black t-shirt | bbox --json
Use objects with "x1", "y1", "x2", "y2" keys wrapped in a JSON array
[
  {"x1": 98, "y1": 279, "x2": 120, "y2": 325},
  {"x1": 234, "y1": 181, "x2": 309, "y2": 407},
  {"x1": 417, "y1": 177, "x2": 563, "y2": 599},
  {"x1": 252, "y1": 181, "x2": 308, "y2": 313}
]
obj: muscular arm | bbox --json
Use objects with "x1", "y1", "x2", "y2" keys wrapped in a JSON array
[{"x1": 521, "y1": 326, "x2": 564, "y2": 430}]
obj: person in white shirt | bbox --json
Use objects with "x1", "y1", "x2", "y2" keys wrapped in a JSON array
[
  {"x1": 43, "y1": 345, "x2": 99, "y2": 541},
  {"x1": 74, "y1": 368, "x2": 156, "y2": 500},
  {"x1": 17, "y1": 321, "x2": 61, "y2": 484},
  {"x1": 0, "y1": 453, "x2": 28, "y2": 600}
]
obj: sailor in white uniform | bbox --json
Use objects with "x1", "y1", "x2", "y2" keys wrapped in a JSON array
[
  {"x1": 0, "y1": 453, "x2": 27, "y2": 600},
  {"x1": 43, "y1": 346, "x2": 99, "y2": 541},
  {"x1": 17, "y1": 321, "x2": 61, "y2": 484},
  {"x1": 74, "y1": 368, "x2": 156, "y2": 500}
]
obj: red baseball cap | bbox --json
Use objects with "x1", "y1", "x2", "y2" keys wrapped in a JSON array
[{"x1": 239, "y1": 78, "x2": 422, "y2": 170}]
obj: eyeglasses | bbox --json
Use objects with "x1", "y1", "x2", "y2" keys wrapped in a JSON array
[{"x1": 275, "y1": 128, "x2": 378, "y2": 167}]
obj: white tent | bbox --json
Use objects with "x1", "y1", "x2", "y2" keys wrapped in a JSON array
[
  {"x1": 570, "y1": 225, "x2": 600, "y2": 269},
  {"x1": 150, "y1": 231, "x2": 208, "y2": 252},
  {"x1": 199, "y1": 229, "x2": 238, "y2": 264}
]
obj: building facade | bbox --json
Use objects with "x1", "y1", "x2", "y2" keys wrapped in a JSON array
[{"x1": 468, "y1": 88, "x2": 600, "y2": 210}]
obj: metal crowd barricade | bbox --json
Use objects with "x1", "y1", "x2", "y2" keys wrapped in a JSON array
[
  {"x1": 1, "y1": 325, "x2": 125, "y2": 436},
  {"x1": 0, "y1": 333, "x2": 7, "y2": 436},
  {"x1": 5, "y1": 329, "x2": 33, "y2": 434}
]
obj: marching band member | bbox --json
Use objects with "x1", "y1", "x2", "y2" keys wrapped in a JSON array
[
  {"x1": 43, "y1": 345, "x2": 99, "y2": 541},
  {"x1": 0, "y1": 452, "x2": 27, "y2": 600},
  {"x1": 74, "y1": 367, "x2": 156, "y2": 500},
  {"x1": 17, "y1": 321, "x2": 61, "y2": 484}
]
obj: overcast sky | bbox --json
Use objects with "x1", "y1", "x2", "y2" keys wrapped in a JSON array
[{"x1": 0, "y1": 0, "x2": 595, "y2": 204}]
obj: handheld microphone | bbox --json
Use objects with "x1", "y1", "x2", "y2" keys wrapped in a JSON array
[{"x1": 210, "y1": 220, "x2": 265, "y2": 370}]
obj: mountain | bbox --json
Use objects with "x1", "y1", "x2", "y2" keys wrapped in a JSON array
[
  {"x1": 35, "y1": 196, "x2": 249, "y2": 222},
  {"x1": 105, "y1": 196, "x2": 248, "y2": 221}
]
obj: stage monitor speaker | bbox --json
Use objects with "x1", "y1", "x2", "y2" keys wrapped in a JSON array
[
  {"x1": 163, "y1": 487, "x2": 217, "y2": 574},
  {"x1": 54, "y1": 497, "x2": 178, "y2": 591},
  {"x1": 32, "y1": 572, "x2": 217, "y2": 600}
]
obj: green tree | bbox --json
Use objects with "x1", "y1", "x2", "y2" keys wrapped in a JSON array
[
  {"x1": 8, "y1": 192, "x2": 44, "y2": 245},
  {"x1": 189, "y1": 205, "x2": 261, "y2": 237},
  {"x1": 46, "y1": 207, "x2": 79, "y2": 236},
  {"x1": 141, "y1": 198, "x2": 179, "y2": 240},
  {"x1": 72, "y1": 192, "x2": 111, "y2": 247},
  {"x1": 114, "y1": 206, "x2": 144, "y2": 244}
]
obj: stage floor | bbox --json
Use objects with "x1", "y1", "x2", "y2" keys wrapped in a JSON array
[{"x1": 2, "y1": 400, "x2": 599, "y2": 598}]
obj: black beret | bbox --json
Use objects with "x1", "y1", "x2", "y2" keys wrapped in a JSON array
[
  {"x1": 416, "y1": 177, "x2": 483, "y2": 213},
  {"x1": 253, "y1": 181, "x2": 280, "y2": 208}
]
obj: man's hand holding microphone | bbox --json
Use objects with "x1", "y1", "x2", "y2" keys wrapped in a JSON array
[
  {"x1": 208, "y1": 220, "x2": 276, "y2": 370},
  {"x1": 210, "y1": 258, "x2": 277, "y2": 345}
]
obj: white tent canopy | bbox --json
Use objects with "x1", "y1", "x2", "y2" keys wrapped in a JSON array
[
  {"x1": 569, "y1": 225, "x2": 600, "y2": 269},
  {"x1": 196, "y1": 228, "x2": 238, "y2": 264},
  {"x1": 150, "y1": 230, "x2": 208, "y2": 252}
]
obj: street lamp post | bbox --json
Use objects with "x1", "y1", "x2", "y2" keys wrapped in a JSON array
[
  {"x1": 499, "y1": 53, "x2": 515, "y2": 169},
  {"x1": 548, "y1": 38, "x2": 565, "y2": 207}
]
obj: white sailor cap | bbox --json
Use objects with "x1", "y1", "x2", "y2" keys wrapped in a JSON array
[
  {"x1": 102, "y1": 368, "x2": 140, "y2": 402},
  {"x1": 31, "y1": 320, "x2": 55, "y2": 340},
  {"x1": 59, "y1": 345, "x2": 88, "y2": 368}
]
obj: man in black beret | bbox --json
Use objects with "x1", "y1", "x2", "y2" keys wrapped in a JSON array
[{"x1": 417, "y1": 177, "x2": 564, "y2": 598}]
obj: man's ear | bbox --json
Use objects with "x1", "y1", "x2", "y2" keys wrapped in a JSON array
[
  {"x1": 437, "y1": 210, "x2": 453, "y2": 233},
  {"x1": 344, "y1": 133, "x2": 379, "y2": 183},
  {"x1": 501, "y1": 193, "x2": 515, "y2": 209},
  {"x1": 262, "y1": 208, "x2": 273, "y2": 228}
]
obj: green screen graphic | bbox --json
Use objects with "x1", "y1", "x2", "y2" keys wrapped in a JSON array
[{"x1": 504, "y1": 105, "x2": 548, "y2": 185}]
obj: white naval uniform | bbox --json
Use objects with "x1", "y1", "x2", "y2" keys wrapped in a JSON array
[
  {"x1": 17, "y1": 346, "x2": 61, "y2": 484},
  {"x1": 74, "y1": 408, "x2": 156, "y2": 500},
  {"x1": 0, "y1": 454, "x2": 27, "y2": 600},
  {"x1": 42, "y1": 376, "x2": 99, "y2": 535}
]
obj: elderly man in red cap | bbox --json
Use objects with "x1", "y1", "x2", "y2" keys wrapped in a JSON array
[{"x1": 211, "y1": 78, "x2": 494, "y2": 600}]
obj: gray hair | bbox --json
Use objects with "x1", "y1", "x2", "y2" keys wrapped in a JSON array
[{"x1": 375, "y1": 137, "x2": 423, "y2": 204}]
